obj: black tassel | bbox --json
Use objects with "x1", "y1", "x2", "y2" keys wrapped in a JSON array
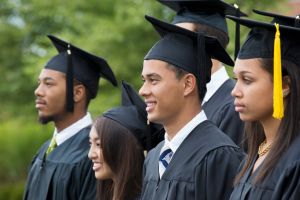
[
  {"x1": 234, "y1": 4, "x2": 240, "y2": 61},
  {"x1": 197, "y1": 33, "x2": 207, "y2": 100},
  {"x1": 66, "y1": 44, "x2": 74, "y2": 112}
]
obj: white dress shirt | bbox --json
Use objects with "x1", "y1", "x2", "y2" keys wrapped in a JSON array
[
  {"x1": 162, "y1": 110, "x2": 207, "y2": 155},
  {"x1": 54, "y1": 112, "x2": 93, "y2": 146},
  {"x1": 202, "y1": 66, "x2": 229, "y2": 105}
]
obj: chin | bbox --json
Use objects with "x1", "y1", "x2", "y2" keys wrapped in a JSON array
[
  {"x1": 95, "y1": 173, "x2": 112, "y2": 181},
  {"x1": 38, "y1": 115, "x2": 54, "y2": 124},
  {"x1": 148, "y1": 114, "x2": 163, "y2": 124},
  {"x1": 239, "y1": 114, "x2": 255, "y2": 122}
]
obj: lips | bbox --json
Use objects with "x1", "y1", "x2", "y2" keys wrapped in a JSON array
[
  {"x1": 92, "y1": 162, "x2": 102, "y2": 171},
  {"x1": 234, "y1": 101, "x2": 245, "y2": 112},
  {"x1": 145, "y1": 100, "x2": 156, "y2": 112},
  {"x1": 35, "y1": 99, "x2": 47, "y2": 109}
]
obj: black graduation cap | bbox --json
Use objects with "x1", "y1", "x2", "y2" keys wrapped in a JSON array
[
  {"x1": 45, "y1": 35, "x2": 118, "y2": 112},
  {"x1": 226, "y1": 15, "x2": 300, "y2": 119},
  {"x1": 144, "y1": 15, "x2": 234, "y2": 99},
  {"x1": 253, "y1": 9, "x2": 300, "y2": 28},
  {"x1": 226, "y1": 15, "x2": 300, "y2": 62},
  {"x1": 158, "y1": 0, "x2": 247, "y2": 59},
  {"x1": 103, "y1": 81, "x2": 164, "y2": 151}
]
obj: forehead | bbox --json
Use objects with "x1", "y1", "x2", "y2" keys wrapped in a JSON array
[
  {"x1": 38, "y1": 69, "x2": 66, "y2": 80},
  {"x1": 142, "y1": 60, "x2": 174, "y2": 76},
  {"x1": 89, "y1": 126, "x2": 99, "y2": 140},
  {"x1": 234, "y1": 58, "x2": 263, "y2": 74}
]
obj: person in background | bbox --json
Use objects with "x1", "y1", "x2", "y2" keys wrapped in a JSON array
[
  {"x1": 139, "y1": 16, "x2": 244, "y2": 200},
  {"x1": 23, "y1": 35, "x2": 118, "y2": 200},
  {"x1": 227, "y1": 12, "x2": 300, "y2": 199},
  {"x1": 89, "y1": 81, "x2": 164, "y2": 200},
  {"x1": 157, "y1": 0, "x2": 246, "y2": 148}
]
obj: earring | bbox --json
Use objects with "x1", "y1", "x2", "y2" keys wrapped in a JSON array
[{"x1": 283, "y1": 90, "x2": 289, "y2": 97}]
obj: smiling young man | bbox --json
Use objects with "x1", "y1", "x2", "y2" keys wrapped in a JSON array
[
  {"x1": 157, "y1": 0, "x2": 246, "y2": 148},
  {"x1": 139, "y1": 16, "x2": 244, "y2": 200},
  {"x1": 23, "y1": 35, "x2": 117, "y2": 200}
]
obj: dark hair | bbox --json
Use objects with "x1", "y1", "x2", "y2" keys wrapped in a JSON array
[
  {"x1": 194, "y1": 23, "x2": 229, "y2": 49},
  {"x1": 235, "y1": 58, "x2": 300, "y2": 184},
  {"x1": 166, "y1": 64, "x2": 206, "y2": 102},
  {"x1": 93, "y1": 117, "x2": 145, "y2": 200}
]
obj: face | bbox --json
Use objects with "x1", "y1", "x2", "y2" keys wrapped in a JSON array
[
  {"x1": 88, "y1": 126, "x2": 114, "y2": 180},
  {"x1": 139, "y1": 60, "x2": 185, "y2": 125},
  {"x1": 34, "y1": 69, "x2": 67, "y2": 124},
  {"x1": 232, "y1": 58, "x2": 273, "y2": 122}
]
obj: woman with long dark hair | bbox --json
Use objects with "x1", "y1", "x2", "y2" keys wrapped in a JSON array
[
  {"x1": 88, "y1": 81, "x2": 164, "y2": 200},
  {"x1": 227, "y1": 12, "x2": 300, "y2": 199}
]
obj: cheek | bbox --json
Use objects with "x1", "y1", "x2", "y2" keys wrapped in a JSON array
[
  {"x1": 48, "y1": 89, "x2": 66, "y2": 107},
  {"x1": 245, "y1": 83, "x2": 273, "y2": 114}
]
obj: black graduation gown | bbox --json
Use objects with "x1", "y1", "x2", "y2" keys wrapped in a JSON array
[
  {"x1": 23, "y1": 126, "x2": 96, "y2": 200},
  {"x1": 141, "y1": 120, "x2": 245, "y2": 200},
  {"x1": 230, "y1": 134, "x2": 300, "y2": 200},
  {"x1": 203, "y1": 79, "x2": 244, "y2": 148}
]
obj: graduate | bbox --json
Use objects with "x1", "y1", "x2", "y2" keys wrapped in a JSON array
[
  {"x1": 227, "y1": 12, "x2": 300, "y2": 199},
  {"x1": 23, "y1": 35, "x2": 117, "y2": 200},
  {"x1": 157, "y1": 0, "x2": 246, "y2": 147},
  {"x1": 139, "y1": 15, "x2": 244, "y2": 200},
  {"x1": 89, "y1": 81, "x2": 164, "y2": 200}
]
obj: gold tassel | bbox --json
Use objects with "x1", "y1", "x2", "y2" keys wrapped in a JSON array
[{"x1": 273, "y1": 23, "x2": 284, "y2": 119}]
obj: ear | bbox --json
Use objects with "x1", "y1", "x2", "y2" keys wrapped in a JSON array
[
  {"x1": 73, "y1": 84, "x2": 86, "y2": 103},
  {"x1": 282, "y1": 75, "x2": 291, "y2": 98},
  {"x1": 183, "y1": 73, "x2": 197, "y2": 97}
]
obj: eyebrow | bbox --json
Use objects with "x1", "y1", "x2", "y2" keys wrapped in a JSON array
[
  {"x1": 142, "y1": 73, "x2": 162, "y2": 79},
  {"x1": 38, "y1": 77, "x2": 56, "y2": 82},
  {"x1": 233, "y1": 70, "x2": 253, "y2": 76},
  {"x1": 89, "y1": 135, "x2": 100, "y2": 141}
]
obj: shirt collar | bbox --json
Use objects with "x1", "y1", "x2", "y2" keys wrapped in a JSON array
[
  {"x1": 203, "y1": 66, "x2": 229, "y2": 104},
  {"x1": 163, "y1": 110, "x2": 207, "y2": 154},
  {"x1": 54, "y1": 112, "x2": 93, "y2": 146}
]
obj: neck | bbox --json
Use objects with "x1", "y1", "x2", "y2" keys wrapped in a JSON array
[
  {"x1": 211, "y1": 59, "x2": 222, "y2": 75},
  {"x1": 54, "y1": 110, "x2": 87, "y2": 132},
  {"x1": 164, "y1": 104, "x2": 201, "y2": 140},
  {"x1": 260, "y1": 117, "x2": 281, "y2": 144}
]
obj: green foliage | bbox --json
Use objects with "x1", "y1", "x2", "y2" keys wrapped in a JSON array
[
  {"x1": 0, "y1": 0, "x2": 287, "y2": 199},
  {"x1": 0, "y1": 181, "x2": 24, "y2": 200},
  {"x1": 0, "y1": 118, "x2": 52, "y2": 182}
]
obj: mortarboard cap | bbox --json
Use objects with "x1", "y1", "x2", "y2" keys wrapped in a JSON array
[
  {"x1": 144, "y1": 15, "x2": 234, "y2": 99},
  {"x1": 253, "y1": 9, "x2": 300, "y2": 28},
  {"x1": 226, "y1": 16, "x2": 300, "y2": 63},
  {"x1": 103, "y1": 81, "x2": 164, "y2": 151},
  {"x1": 159, "y1": 0, "x2": 246, "y2": 33},
  {"x1": 226, "y1": 15, "x2": 300, "y2": 119},
  {"x1": 45, "y1": 35, "x2": 118, "y2": 112},
  {"x1": 158, "y1": 0, "x2": 247, "y2": 59}
]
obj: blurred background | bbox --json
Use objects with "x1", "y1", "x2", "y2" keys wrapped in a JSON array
[{"x1": 0, "y1": 0, "x2": 297, "y2": 199}]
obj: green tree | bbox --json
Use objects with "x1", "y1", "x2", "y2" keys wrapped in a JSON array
[{"x1": 0, "y1": 0, "x2": 288, "y2": 198}]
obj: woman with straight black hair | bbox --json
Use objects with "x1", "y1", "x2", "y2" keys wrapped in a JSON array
[
  {"x1": 227, "y1": 12, "x2": 300, "y2": 200},
  {"x1": 88, "y1": 81, "x2": 164, "y2": 200}
]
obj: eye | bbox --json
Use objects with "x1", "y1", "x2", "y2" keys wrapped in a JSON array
[
  {"x1": 242, "y1": 76, "x2": 252, "y2": 85},
  {"x1": 149, "y1": 78, "x2": 158, "y2": 84},
  {"x1": 45, "y1": 81, "x2": 54, "y2": 86}
]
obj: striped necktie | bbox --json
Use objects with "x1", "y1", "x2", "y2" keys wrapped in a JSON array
[
  {"x1": 159, "y1": 146, "x2": 173, "y2": 178},
  {"x1": 46, "y1": 135, "x2": 57, "y2": 156}
]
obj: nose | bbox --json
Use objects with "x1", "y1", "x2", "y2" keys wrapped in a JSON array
[
  {"x1": 139, "y1": 82, "x2": 150, "y2": 97},
  {"x1": 88, "y1": 145, "x2": 95, "y2": 160},
  {"x1": 34, "y1": 83, "x2": 43, "y2": 97},
  {"x1": 231, "y1": 82, "x2": 242, "y2": 98}
]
